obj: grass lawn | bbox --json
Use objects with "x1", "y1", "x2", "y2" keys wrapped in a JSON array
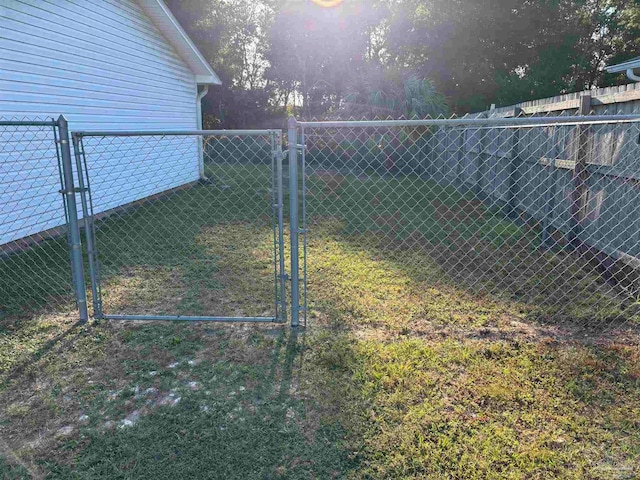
[{"x1": 1, "y1": 164, "x2": 639, "y2": 479}]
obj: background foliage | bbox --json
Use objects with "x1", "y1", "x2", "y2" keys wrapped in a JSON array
[{"x1": 166, "y1": 0, "x2": 640, "y2": 127}]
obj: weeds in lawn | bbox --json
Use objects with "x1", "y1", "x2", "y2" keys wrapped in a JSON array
[{"x1": 305, "y1": 332, "x2": 640, "y2": 479}]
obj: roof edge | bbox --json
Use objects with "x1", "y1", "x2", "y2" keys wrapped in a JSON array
[{"x1": 137, "y1": 0, "x2": 221, "y2": 85}]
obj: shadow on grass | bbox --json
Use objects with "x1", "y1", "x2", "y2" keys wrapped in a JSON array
[
  {"x1": 0, "y1": 235, "x2": 76, "y2": 320},
  {"x1": 4, "y1": 165, "x2": 636, "y2": 347},
  {"x1": 31, "y1": 325, "x2": 356, "y2": 480},
  {"x1": 0, "y1": 319, "x2": 85, "y2": 388}
]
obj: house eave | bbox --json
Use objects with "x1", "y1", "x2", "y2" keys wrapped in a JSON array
[
  {"x1": 195, "y1": 75, "x2": 220, "y2": 85},
  {"x1": 136, "y1": 0, "x2": 222, "y2": 85}
]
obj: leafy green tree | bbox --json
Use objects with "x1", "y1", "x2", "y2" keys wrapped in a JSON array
[
  {"x1": 166, "y1": 0, "x2": 639, "y2": 123},
  {"x1": 383, "y1": 0, "x2": 640, "y2": 111},
  {"x1": 166, "y1": 0, "x2": 278, "y2": 128},
  {"x1": 342, "y1": 65, "x2": 448, "y2": 118},
  {"x1": 383, "y1": 0, "x2": 547, "y2": 111}
]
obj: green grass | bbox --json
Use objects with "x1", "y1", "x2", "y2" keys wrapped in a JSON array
[
  {"x1": 307, "y1": 335, "x2": 640, "y2": 479},
  {"x1": 41, "y1": 333, "x2": 352, "y2": 479},
  {"x1": 0, "y1": 457, "x2": 30, "y2": 480},
  {"x1": 1, "y1": 163, "x2": 639, "y2": 478}
]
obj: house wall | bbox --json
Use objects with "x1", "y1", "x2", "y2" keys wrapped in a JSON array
[{"x1": 0, "y1": 0, "x2": 200, "y2": 245}]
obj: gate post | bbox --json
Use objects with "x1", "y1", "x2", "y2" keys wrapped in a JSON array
[
  {"x1": 275, "y1": 132, "x2": 287, "y2": 321},
  {"x1": 72, "y1": 133, "x2": 102, "y2": 318},
  {"x1": 58, "y1": 115, "x2": 88, "y2": 323},
  {"x1": 288, "y1": 117, "x2": 300, "y2": 327}
]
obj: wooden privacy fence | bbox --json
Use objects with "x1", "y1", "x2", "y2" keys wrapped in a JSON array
[{"x1": 428, "y1": 88, "x2": 640, "y2": 280}]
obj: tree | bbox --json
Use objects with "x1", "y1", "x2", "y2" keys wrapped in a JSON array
[
  {"x1": 383, "y1": 0, "x2": 545, "y2": 111},
  {"x1": 166, "y1": 0, "x2": 639, "y2": 123},
  {"x1": 383, "y1": 0, "x2": 640, "y2": 111},
  {"x1": 342, "y1": 65, "x2": 448, "y2": 118},
  {"x1": 165, "y1": 0, "x2": 278, "y2": 128},
  {"x1": 264, "y1": 0, "x2": 385, "y2": 118}
]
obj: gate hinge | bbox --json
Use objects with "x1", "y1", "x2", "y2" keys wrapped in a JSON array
[{"x1": 279, "y1": 273, "x2": 290, "y2": 281}]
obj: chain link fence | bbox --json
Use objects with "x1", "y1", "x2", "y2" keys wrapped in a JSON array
[
  {"x1": 292, "y1": 114, "x2": 640, "y2": 335},
  {"x1": 0, "y1": 117, "x2": 87, "y2": 321},
  {"x1": 3, "y1": 114, "x2": 640, "y2": 336},
  {"x1": 73, "y1": 130, "x2": 286, "y2": 322}
]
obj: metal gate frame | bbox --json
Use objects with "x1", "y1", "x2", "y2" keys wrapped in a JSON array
[{"x1": 71, "y1": 129, "x2": 287, "y2": 324}]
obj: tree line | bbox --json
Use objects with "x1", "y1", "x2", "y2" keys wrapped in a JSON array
[{"x1": 166, "y1": 0, "x2": 640, "y2": 128}]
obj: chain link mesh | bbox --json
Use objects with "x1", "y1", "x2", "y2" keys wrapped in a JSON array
[
  {"x1": 76, "y1": 131, "x2": 284, "y2": 321},
  {"x1": 297, "y1": 115, "x2": 640, "y2": 336},
  {"x1": 0, "y1": 118, "x2": 76, "y2": 320},
  {"x1": 3, "y1": 114, "x2": 639, "y2": 335}
]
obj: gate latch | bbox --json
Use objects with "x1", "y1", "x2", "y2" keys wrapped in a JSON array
[{"x1": 59, "y1": 187, "x2": 89, "y2": 194}]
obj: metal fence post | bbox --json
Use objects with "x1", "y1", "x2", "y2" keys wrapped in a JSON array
[
  {"x1": 58, "y1": 115, "x2": 88, "y2": 322},
  {"x1": 475, "y1": 111, "x2": 490, "y2": 196},
  {"x1": 288, "y1": 117, "x2": 300, "y2": 328},
  {"x1": 504, "y1": 107, "x2": 523, "y2": 218},
  {"x1": 541, "y1": 125, "x2": 561, "y2": 248},
  {"x1": 276, "y1": 132, "x2": 287, "y2": 321},
  {"x1": 72, "y1": 133, "x2": 102, "y2": 318},
  {"x1": 569, "y1": 94, "x2": 592, "y2": 249}
]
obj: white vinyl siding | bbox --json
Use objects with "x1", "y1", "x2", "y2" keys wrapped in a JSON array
[{"x1": 0, "y1": 0, "x2": 200, "y2": 244}]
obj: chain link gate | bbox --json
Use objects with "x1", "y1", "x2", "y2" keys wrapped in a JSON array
[
  {"x1": 71, "y1": 129, "x2": 286, "y2": 323},
  {"x1": 288, "y1": 115, "x2": 640, "y2": 333}
]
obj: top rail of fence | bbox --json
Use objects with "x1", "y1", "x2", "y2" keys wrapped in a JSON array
[
  {"x1": 296, "y1": 114, "x2": 640, "y2": 129},
  {"x1": 73, "y1": 129, "x2": 281, "y2": 137},
  {"x1": 0, "y1": 119, "x2": 59, "y2": 127}
]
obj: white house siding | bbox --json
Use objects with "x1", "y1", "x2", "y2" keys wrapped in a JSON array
[{"x1": 0, "y1": 0, "x2": 200, "y2": 245}]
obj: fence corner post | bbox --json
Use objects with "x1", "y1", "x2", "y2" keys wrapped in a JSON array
[
  {"x1": 288, "y1": 117, "x2": 300, "y2": 328},
  {"x1": 58, "y1": 115, "x2": 88, "y2": 323}
]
